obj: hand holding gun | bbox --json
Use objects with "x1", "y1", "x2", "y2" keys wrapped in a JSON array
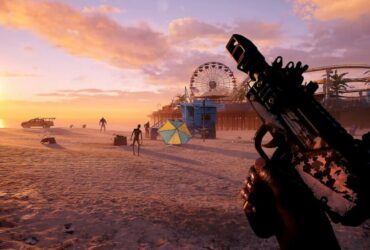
[{"x1": 241, "y1": 158, "x2": 340, "y2": 249}]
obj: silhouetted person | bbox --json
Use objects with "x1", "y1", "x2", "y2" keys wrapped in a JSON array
[
  {"x1": 99, "y1": 117, "x2": 107, "y2": 132},
  {"x1": 241, "y1": 158, "x2": 340, "y2": 250},
  {"x1": 144, "y1": 122, "x2": 150, "y2": 138},
  {"x1": 131, "y1": 124, "x2": 142, "y2": 156}
]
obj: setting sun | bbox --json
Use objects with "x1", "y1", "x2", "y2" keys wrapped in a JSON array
[
  {"x1": 0, "y1": 119, "x2": 5, "y2": 128},
  {"x1": 0, "y1": 78, "x2": 3, "y2": 99}
]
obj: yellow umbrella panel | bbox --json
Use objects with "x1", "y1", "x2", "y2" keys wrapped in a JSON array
[{"x1": 158, "y1": 120, "x2": 192, "y2": 145}]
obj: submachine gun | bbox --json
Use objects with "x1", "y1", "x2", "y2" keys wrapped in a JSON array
[{"x1": 226, "y1": 34, "x2": 369, "y2": 228}]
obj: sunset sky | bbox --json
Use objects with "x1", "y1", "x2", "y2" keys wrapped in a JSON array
[{"x1": 0, "y1": 0, "x2": 369, "y2": 130}]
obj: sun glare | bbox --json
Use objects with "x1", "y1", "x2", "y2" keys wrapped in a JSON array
[
  {"x1": 0, "y1": 78, "x2": 3, "y2": 97},
  {"x1": 0, "y1": 119, "x2": 5, "y2": 128}
]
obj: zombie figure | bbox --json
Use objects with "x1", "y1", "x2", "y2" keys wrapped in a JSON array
[{"x1": 131, "y1": 124, "x2": 142, "y2": 156}]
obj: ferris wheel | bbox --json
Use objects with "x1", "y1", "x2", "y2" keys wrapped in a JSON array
[{"x1": 190, "y1": 62, "x2": 237, "y2": 98}]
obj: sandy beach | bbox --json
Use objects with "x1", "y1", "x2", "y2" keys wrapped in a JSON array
[{"x1": 0, "y1": 128, "x2": 368, "y2": 249}]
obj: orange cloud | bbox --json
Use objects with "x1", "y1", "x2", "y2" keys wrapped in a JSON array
[
  {"x1": 33, "y1": 89, "x2": 169, "y2": 108},
  {"x1": 142, "y1": 50, "x2": 230, "y2": 86},
  {"x1": 36, "y1": 89, "x2": 126, "y2": 98},
  {"x1": 82, "y1": 4, "x2": 122, "y2": 14},
  {"x1": 168, "y1": 18, "x2": 283, "y2": 50},
  {"x1": 0, "y1": 0, "x2": 284, "y2": 92},
  {"x1": 150, "y1": 18, "x2": 283, "y2": 86},
  {"x1": 0, "y1": 70, "x2": 38, "y2": 77},
  {"x1": 268, "y1": 11, "x2": 370, "y2": 67},
  {"x1": 0, "y1": 0, "x2": 169, "y2": 68},
  {"x1": 169, "y1": 18, "x2": 226, "y2": 43},
  {"x1": 232, "y1": 20, "x2": 284, "y2": 47},
  {"x1": 293, "y1": 0, "x2": 370, "y2": 20}
]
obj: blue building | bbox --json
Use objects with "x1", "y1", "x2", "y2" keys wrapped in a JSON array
[{"x1": 180, "y1": 100, "x2": 219, "y2": 139}]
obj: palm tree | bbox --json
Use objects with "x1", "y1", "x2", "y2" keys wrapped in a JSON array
[
  {"x1": 231, "y1": 78, "x2": 250, "y2": 103},
  {"x1": 328, "y1": 70, "x2": 349, "y2": 96},
  {"x1": 172, "y1": 93, "x2": 187, "y2": 105}
]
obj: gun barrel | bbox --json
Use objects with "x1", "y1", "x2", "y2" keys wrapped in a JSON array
[{"x1": 226, "y1": 34, "x2": 269, "y2": 78}]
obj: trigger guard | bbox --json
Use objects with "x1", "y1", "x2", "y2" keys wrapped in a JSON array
[{"x1": 255, "y1": 125, "x2": 270, "y2": 160}]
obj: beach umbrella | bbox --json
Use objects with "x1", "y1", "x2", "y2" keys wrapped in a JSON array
[{"x1": 158, "y1": 119, "x2": 192, "y2": 145}]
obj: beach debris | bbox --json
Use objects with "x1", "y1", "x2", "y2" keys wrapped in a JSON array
[
  {"x1": 158, "y1": 119, "x2": 192, "y2": 145},
  {"x1": 63, "y1": 223, "x2": 75, "y2": 234},
  {"x1": 24, "y1": 236, "x2": 39, "y2": 245},
  {"x1": 40, "y1": 137, "x2": 56, "y2": 144},
  {"x1": 113, "y1": 134, "x2": 127, "y2": 146}
]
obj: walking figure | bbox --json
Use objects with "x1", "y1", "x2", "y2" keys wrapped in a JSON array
[
  {"x1": 131, "y1": 124, "x2": 142, "y2": 156},
  {"x1": 144, "y1": 122, "x2": 150, "y2": 138},
  {"x1": 99, "y1": 117, "x2": 107, "y2": 132}
]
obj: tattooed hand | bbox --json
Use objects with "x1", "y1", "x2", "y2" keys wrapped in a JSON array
[{"x1": 240, "y1": 158, "x2": 340, "y2": 250}]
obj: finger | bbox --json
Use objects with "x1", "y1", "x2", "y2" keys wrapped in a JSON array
[
  {"x1": 240, "y1": 189, "x2": 248, "y2": 200},
  {"x1": 249, "y1": 166, "x2": 257, "y2": 182},
  {"x1": 245, "y1": 178, "x2": 252, "y2": 192},
  {"x1": 242, "y1": 166, "x2": 259, "y2": 196},
  {"x1": 252, "y1": 158, "x2": 273, "y2": 184},
  {"x1": 243, "y1": 172, "x2": 254, "y2": 193},
  {"x1": 254, "y1": 158, "x2": 266, "y2": 172}
]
